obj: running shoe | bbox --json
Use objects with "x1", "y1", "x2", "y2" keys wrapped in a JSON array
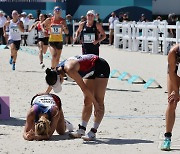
[
  {"x1": 69, "y1": 124, "x2": 85, "y2": 138},
  {"x1": 9, "y1": 57, "x2": 13, "y2": 65},
  {"x1": 40, "y1": 63, "x2": 45, "y2": 69},
  {"x1": 81, "y1": 130, "x2": 96, "y2": 141},
  {"x1": 161, "y1": 138, "x2": 171, "y2": 151},
  {"x1": 65, "y1": 120, "x2": 74, "y2": 132},
  {"x1": 12, "y1": 63, "x2": 15, "y2": 71}
]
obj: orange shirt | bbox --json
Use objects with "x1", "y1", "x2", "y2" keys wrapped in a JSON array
[{"x1": 49, "y1": 17, "x2": 64, "y2": 42}]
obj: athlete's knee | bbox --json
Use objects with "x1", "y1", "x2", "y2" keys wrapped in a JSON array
[
  {"x1": 84, "y1": 97, "x2": 93, "y2": 105},
  {"x1": 168, "y1": 102, "x2": 177, "y2": 111},
  {"x1": 52, "y1": 54, "x2": 57, "y2": 59},
  {"x1": 11, "y1": 46, "x2": 16, "y2": 50}
]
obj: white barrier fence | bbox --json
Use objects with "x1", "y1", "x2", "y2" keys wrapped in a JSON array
[
  {"x1": 114, "y1": 20, "x2": 180, "y2": 55},
  {"x1": 19, "y1": 21, "x2": 109, "y2": 46}
]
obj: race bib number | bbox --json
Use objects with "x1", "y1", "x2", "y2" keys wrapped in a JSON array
[
  {"x1": 32, "y1": 95, "x2": 56, "y2": 107},
  {"x1": 38, "y1": 31, "x2": 44, "y2": 38},
  {"x1": 39, "y1": 98, "x2": 56, "y2": 106},
  {"x1": 84, "y1": 33, "x2": 95, "y2": 43},
  {"x1": 10, "y1": 26, "x2": 20, "y2": 34},
  {"x1": 51, "y1": 25, "x2": 61, "y2": 35}
]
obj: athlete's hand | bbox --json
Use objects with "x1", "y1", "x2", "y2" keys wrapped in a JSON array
[
  {"x1": 168, "y1": 91, "x2": 179, "y2": 104},
  {"x1": 92, "y1": 40, "x2": 99, "y2": 45},
  {"x1": 3, "y1": 33, "x2": 6, "y2": 37},
  {"x1": 26, "y1": 129, "x2": 35, "y2": 140},
  {"x1": 73, "y1": 36, "x2": 78, "y2": 44}
]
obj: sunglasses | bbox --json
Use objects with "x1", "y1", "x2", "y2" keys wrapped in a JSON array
[{"x1": 54, "y1": 8, "x2": 61, "y2": 12}]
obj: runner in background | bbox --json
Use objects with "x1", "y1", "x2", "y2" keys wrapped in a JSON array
[
  {"x1": 29, "y1": 14, "x2": 49, "y2": 69},
  {"x1": 3, "y1": 10, "x2": 24, "y2": 71},
  {"x1": 41, "y1": 6, "x2": 68, "y2": 69}
]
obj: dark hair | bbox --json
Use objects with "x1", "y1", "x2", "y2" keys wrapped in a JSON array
[{"x1": 45, "y1": 68, "x2": 57, "y2": 86}]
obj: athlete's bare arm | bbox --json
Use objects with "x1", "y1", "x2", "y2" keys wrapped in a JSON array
[
  {"x1": 96, "y1": 22, "x2": 106, "y2": 43},
  {"x1": 74, "y1": 21, "x2": 84, "y2": 42},
  {"x1": 23, "y1": 108, "x2": 35, "y2": 141}
]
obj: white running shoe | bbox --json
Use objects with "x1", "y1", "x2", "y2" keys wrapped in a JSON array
[
  {"x1": 40, "y1": 63, "x2": 45, "y2": 69},
  {"x1": 82, "y1": 130, "x2": 96, "y2": 141},
  {"x1": 69, "y1": 124, "x2": 85, "y2": 138},
  {"x1": 65, "y1": 120, "x2": 74, "y2": 132}
]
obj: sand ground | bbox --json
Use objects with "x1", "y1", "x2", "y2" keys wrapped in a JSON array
[{"x1": 0, "y1": 45, "x2": 180, "y2": 154}]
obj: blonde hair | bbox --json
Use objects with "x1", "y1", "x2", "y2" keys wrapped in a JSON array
[{"x1": 35, "y1": 116, "x2": 50, "y2": 136}]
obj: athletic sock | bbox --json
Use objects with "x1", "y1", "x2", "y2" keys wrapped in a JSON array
[
  {"x1": 164, "y1": 132, "x2": 172, "y2": 140},
  {"x1": 93, "y1": 122, "x2": 100, "y2": 130},
  {"x1": 81, "y1": 121, "x2": 88, "y2": 128}
]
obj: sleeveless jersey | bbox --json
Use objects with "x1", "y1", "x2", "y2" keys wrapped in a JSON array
[
  {"x1": 8, "y1": 19, "x2": 21, "y2": 40},
  {"x1": 37, "y1": 22, "x2": 45, "y2": 38},
  {"x1": 81, "y1": 21, "x2": 100, "y2": 55},
  {"x1": 49, "y1": 17, "x2": 63, "y2": 42}
]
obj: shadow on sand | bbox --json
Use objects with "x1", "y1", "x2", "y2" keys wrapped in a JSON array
[
  {"x1": 83, "y1": 138, "x2": 153, "y2": 145},
  {"x1": 0, "y1": 117, "x2": 25, "y2": 126},
  {"x1": 106, "y1": 88, "x2": 141, "y2": 93}
]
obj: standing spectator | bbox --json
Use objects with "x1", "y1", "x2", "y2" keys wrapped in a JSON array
[
  {"x1": 108, "y1": 12, "x2": 119, "y2": 45},
  {"x1": 139, "y1": 14, "x2": 148, "y2": 22},
  {"x1": 28, "y1": 13, "x2": 34, "y2": 20},
  {"x1": 95, "y1": 13, "x2": 102, "y2": 24},
  {"x1": 156, "y1": 16, "x2": 162, "y2": 21},
  {"x1": 119, "y1": 12, "x2": 124, "y2": 22},
  {"x1": 65, "y1": 14, "x2": 73, "y2": 46},
  {"x1": 20, "y1": 12, "x2": 29, "y2": 46},
  {"x1": 4, "y1": 15, "x2": 10, "y2": 46},
  {"x1": 0, "y1": 10, "x2": 7, "y2": 45},
  {"x1": 122, "y1": 13, "x2": 130, "y2": 22},
  {"x1": 80, "y1": 15, "x2": 86, "y2": 23},
  {"x1": 36, "y1": 10, "x2": 41, "y2": 22}
]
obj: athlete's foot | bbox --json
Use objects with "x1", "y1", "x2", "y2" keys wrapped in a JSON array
[
  {"x1": 40, "y1": 63, "x2": 45, "y2": 69},
  {"x1": 65, "y1": 120, "x2": 74, "y2": 132},
  {"x1": 9, "y1": 57, "x2": 13, "y2": 65},
  {"x1": 69, "y1": 124, "x2": 85, "y2": 138},
  {"x1": 12, "y1": 63, "x2": 15, "y2": 71},
  {"x1": 82, "y1": 129, "x2": 96, "y2": 141},
  {"x1": 161, "y1": 138, "x2": 171, "y2": 151}
]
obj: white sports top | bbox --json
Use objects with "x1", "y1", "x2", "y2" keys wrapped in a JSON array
[
  {"x1": 8, "y1": 20, "x2": 21, "y2": 41},
  {"x1": 31, "y1": 95, "x2": 56, "y2": 108}
]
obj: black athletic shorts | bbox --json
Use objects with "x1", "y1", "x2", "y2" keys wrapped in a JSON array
[
  {"x1": 49, "y1": 42, "x2": 63, "y2": 50},
  {"x1": 38, "y1": 37, "x2": 49, "y2": 45},
  {"x1": 87, "y1": 58, "x2": 110, "y2": 79},
  {"x1": 8, "y1": 39, "x2": 21, "y2": 50}
]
